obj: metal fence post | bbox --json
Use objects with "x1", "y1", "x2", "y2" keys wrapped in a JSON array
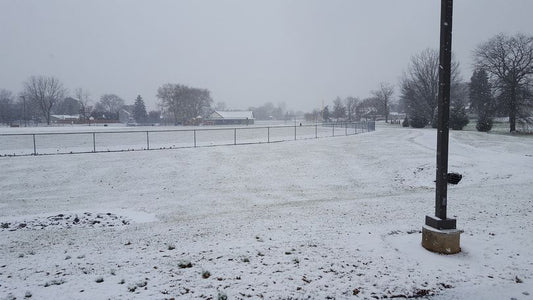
[
  {"x1": 32, "y1": 134, "x2": 36, "y2": 155},
  {"x1": 315, "y1": 124, "x2": 318, "y2": 138},
  {"x1": 332, "y1": 124, "x2": 335, "y2": 137},
  {"x1": 92, "y1": 132, "x2": 96, "y2": 152},
  {"x1": 345, "y1": 122, "x2": 347, "y2": 136},
  {"x1": 294, "y1": 125, "x2": 297, "y2": 140},
  {"x1": 267, "y1": 127, "x2": 270, "y2": 143},
  {"x1": 234, "y1": 128, "x2": 237, "y2": 145},
  {"x1": 194, "y1": 130, "x2": 197, "y2": 147},
  {"x1": 146, "y1": 131, "x2": 150, "y2": 150}
]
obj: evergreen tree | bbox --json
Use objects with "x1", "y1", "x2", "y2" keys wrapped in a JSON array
[
  {"x1": 133, "y1": 95, "x2": 148, "y2": 123},
  {"x1": 469, "y1": 69, "x2": 493, "y2": 132},
  {"x1": 449, "y1": 82, "x2": 470, "y2": 130}
]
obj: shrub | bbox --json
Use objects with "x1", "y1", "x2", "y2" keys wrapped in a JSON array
[
  {"x1": 402, "y1": 117, "x2": 409, "y2": 127},
  {"x1": 409, "y1": 115, "x2": 428, "y2": 128},
  {"x1": 449, "y1": 106, "x2": 469, "y2": 130},
  {"x1": 476, "y1": 115, "x2": 493, "y2": 132}
]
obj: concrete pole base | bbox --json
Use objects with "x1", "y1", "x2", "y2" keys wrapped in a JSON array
[{"x1": 421, "y1": 225, "x2": 461, "y2": 254}]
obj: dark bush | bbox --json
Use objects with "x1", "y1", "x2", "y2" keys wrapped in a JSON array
[
  {"x1": 409, "y1": 115, "x2": 428, "y2": 128},
  {"x1": 402, "y1": 117, "x2": 409, "y2": 127},
  {"x1": 476, "y1": 116, "x2": 493, "y2": 132},
  {"x1": 450, "y1": 106, "x2": 469, "y2": 130}
]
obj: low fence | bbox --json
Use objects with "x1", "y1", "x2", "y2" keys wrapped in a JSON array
[{"x1": 0, "y1": 122, "x2": 375, "y2": 156}]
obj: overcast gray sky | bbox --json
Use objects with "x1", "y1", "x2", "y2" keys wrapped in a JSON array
[{"x1": 1, "y1": 0, "x2": 533, "y2": 112}]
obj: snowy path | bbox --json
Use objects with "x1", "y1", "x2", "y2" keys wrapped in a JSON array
[{"x1": 0, "y1": 127, "x2": 532, "y2": 299}]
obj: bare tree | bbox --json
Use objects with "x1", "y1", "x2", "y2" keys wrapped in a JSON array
[
  {"x1": 332, "y1": 97, "x2": 346, "y2": 121},
  {"x1": 74, "y1": 88, "x2": 92, "y2": 122},
  {"x1": 157, "y1": 83, "x2": 213, "y2": 124},
  {"x1": 95, "y1": 94, "x2": 125, "y2": 118},
  {"x1": 304, "y1": 109, "x2": 322, "y2": 122},
  {"x1": 215, "y1": 101, "x2": 227, "y2": 111},
  {"x1": 371, "y1": 82, "x2": 394, "y2": 123},
  {"x1": 22, "y1": 76, "x2": 66, "y2": 125},
  {"x1": 345, "y1": 96, "x2": 359, "y2": 121},
  {"x1": 353, "y1": 98, "x2": 375, "y2": 121},
  {"x1": 249, "y1": 102, "x2": 285, "y2": 120},
  {"x1": 474, "y1": 33, "x2": 533, "y2": 132},
  {"x1": 0, "y1": 89, "x2": 15, "y2": 125},
  {"x1": 400, "y1": 49, "x2": 461, "y2": 127},
  {"x1": 158, "y1": 84, "x2": 188, "y2": 123}
]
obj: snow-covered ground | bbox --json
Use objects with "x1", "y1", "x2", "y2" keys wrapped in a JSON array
[
  {"x1": 0, "y1": 125, "x2": 532, "y2": 299},
  {"x1": 0, "y1": 122, "x2": 368, "y2": 156}
]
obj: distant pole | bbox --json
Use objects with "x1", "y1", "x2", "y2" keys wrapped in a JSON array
[
  {"x1": 426, "y1": 0, "x2": 455, "y2": 230},
  {"x1": 32, "y1": 134, "x2": 36, "y2": 155},
  {"x1": 146, "y1": 131, "x2": 150, "y2": 150}
]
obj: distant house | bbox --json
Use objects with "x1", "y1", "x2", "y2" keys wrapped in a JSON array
[
  {"x1": 207, "y1": 111, "x2": 254, "y2": 125},
  {"x1": 50, "y1": 114, "x2": 80, "y2": 124}
]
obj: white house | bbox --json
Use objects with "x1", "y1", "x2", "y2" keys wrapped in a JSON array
[
  {"x1": 50, "y1": 114, "x2": 80, "y2": 124},
  {"x1": 207, "y1": 111, "x2": 254, "y2": 125}
]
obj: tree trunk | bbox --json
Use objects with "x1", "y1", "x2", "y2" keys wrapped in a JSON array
[
  {"x1": 173, "y1": 112, "x2": 178, "y2": 125},
  {"x1": 44, "y1": 109, "x2": 51, "y2": 125},
  {"x1": 509, "y1": 87, "x2": 517, "y2": 132},
  {"x1": 509, "y1": 104, "x2": 516, "y2": 132}
]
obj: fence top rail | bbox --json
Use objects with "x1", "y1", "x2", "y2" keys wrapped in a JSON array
[{"x1": 0, "y1": 121, "x2": 372, "y2": 137}]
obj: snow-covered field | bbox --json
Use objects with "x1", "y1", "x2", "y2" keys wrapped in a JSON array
[{"x1": 0, "y1": 125, "x2": 532, "y2": 299}]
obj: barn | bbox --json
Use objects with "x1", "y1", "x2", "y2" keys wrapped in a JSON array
[{"x1": 207, "y1": 111, "x2": 254, "y2": 125}]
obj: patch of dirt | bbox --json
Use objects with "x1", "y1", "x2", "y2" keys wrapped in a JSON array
[{"x1": 1, "y1": 212, "x2": 130, "y2": 231}]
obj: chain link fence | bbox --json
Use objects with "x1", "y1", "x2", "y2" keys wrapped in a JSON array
[{"x1": 0, "y1": 121, "x2": 375, "y2": 156}]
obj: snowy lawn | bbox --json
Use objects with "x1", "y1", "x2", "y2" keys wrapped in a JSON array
[
  {"x1": 0, "y1": 126, "x2": 532, "y2": 299},
  {"x1": 0, "y1": 122, "x2": 365, "y2": 156}
]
